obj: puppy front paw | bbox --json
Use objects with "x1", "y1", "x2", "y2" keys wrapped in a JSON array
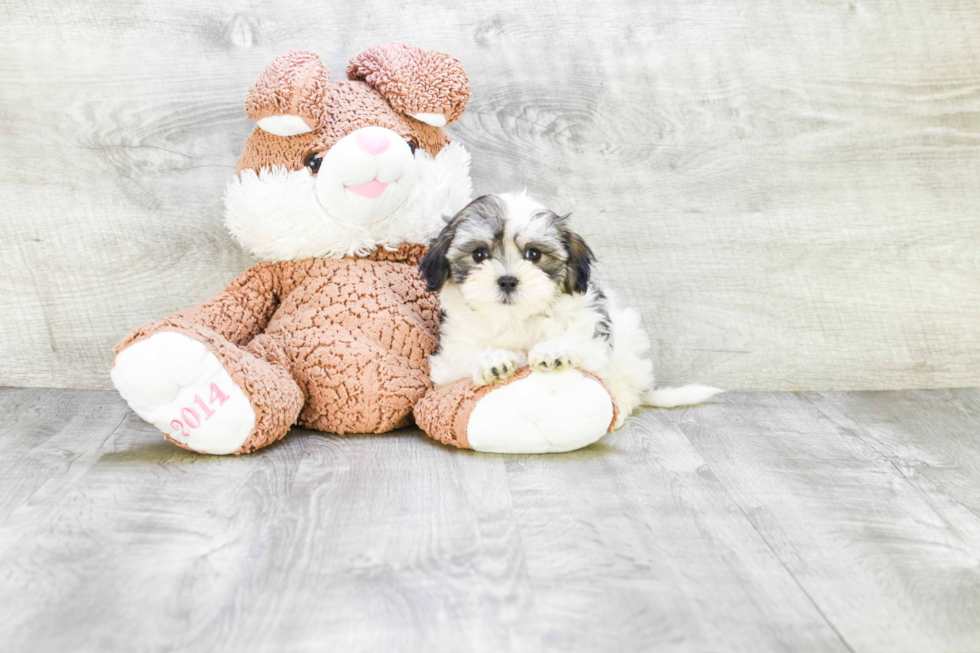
[
  {"x1": 529, "y1": 339, "x2": 584, "y2": 373},
  {"x1": 473, "y1": 349, "x2": 526, "y2": 386}
]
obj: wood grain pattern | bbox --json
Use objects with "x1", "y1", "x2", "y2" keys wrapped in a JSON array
[
  {"x1": 680, "y1": 391, "x2": 980, "y2": 652},
  {"x1": 500, "y1": 425, "x2": 848, "y2": 651},
  {"x1": 2, "y1": 386, "x2": 979, "y2": 651},
  {"x1": 814, "y1": 389, "x2": 980, "y2": 518},
  {"x1": 1, "y1": 0, "x2": 979, "y2": 391}
]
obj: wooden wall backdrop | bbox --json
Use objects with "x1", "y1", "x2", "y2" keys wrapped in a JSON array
[{"x1": 1, "y1": 0, "x2": 978, "y2": 391}]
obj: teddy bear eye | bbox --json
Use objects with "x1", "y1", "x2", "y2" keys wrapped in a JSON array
[
  {"x1": 524, "y1": 248, "x2": 542, "y2": 263},
  {"x1": 304, "y1": 153, "x2": 322, "y2": 174},
  {"x1": 405, "y1": 139, "x2": 418, "y2": 156},
  {"x1": 473, "y1": 248, "x2": 490, "y2": 263}
]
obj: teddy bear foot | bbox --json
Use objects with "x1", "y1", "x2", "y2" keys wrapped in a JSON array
[
  {"x1": 111, "y1": 332, "x2": 256, "y2": 455},
  {"x1": 415, "y1": 367, "x2": 618, "y2": 454}
]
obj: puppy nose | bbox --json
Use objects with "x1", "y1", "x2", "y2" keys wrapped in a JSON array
[
  {"x1": 497, "y1": 275, "x2": 519, "y2": 292},
  {"x1": 355, "y1": 131, "x2": 390, "y2": 156}
]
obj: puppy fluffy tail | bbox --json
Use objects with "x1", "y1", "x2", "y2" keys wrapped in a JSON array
[
  {"x1": 607, "y1": 304, "x2": 724, "y2": 410},
  {"x1": 642, "y1": 385, "x2": 724, "y2": 408}
]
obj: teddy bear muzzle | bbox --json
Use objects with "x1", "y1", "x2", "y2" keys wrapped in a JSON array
[{"x1": 314, "y1": 125, "x2": 418, "y2": 226}]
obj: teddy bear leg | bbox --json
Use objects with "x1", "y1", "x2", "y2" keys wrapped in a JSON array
[
  {"x1": 414, "y1": 367, "x2": 619, "y2": 454},
  {"x1": 112, "y1": 327, "x2": 303, "y2": 455}
]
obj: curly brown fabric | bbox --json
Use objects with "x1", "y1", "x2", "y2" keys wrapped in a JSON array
[
  {"x1": 115, "y1": 245, "x2": 440, "y2": 452},
  {"x1": 245, "y1": 50, "x2": 330, "y2": 130},
  {"x1": 347, "y1": 43, "x2": 471, "y2": 125},
  {"x1": 237, "y1": 47, "x2": 464, "y2": 175}
]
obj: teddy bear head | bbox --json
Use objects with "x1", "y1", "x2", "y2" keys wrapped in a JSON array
[{"x1": 224, "y1": 44, "x2": 473, "y2": 261}]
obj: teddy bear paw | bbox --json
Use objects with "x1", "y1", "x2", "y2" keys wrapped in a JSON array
[
  {"x1": 466, "y1": 369, "x2": 615, "y2": 453},
  {"x1": 111, "y1": 332, "x2": 255, "y2": 455},
  {"x1": 472, "y1": 349, "x2": 527, "y2": 386}
]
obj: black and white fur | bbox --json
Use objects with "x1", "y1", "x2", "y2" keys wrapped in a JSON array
[{"x1": 420, "y1": 191, "x2": 722, "y2": 428}]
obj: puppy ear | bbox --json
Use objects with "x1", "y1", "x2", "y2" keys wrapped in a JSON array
[
  {"x1": 347, "y1": 43, "x2": 470, "y2": 127},
  {"x1": 419, "y1": 221, "x2": 456, "y2": 292},
  {"x1": 562, "y1": 223, "x2": 595, "y2": 294},
  {"x1": 246, "y1": 50, "x2": 330, "y2": 136}
]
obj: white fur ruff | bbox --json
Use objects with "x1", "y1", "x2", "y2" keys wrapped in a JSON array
[{"x1": 223, "y1": 141, "x2": 472, "y2": 261}]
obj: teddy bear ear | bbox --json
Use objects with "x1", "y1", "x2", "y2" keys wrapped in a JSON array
[
  {"x1": 245, "y1": 50, "x2": 330, "y2": 137},
  {"x1": 346, "y1": 43, "x2": 470, "y2": 127}
]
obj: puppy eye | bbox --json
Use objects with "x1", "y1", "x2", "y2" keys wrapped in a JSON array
[
  {"x1": 405, "y1": 138, "x2": 418, "y2": 156},
  {"x1": 305, "y1": 153, "x2": 322, "y2": 174},
  {"x1": 524, "y1": 248, "x2": 542, "y2": 263},
  {"x1": 473, "y1": 248, "x2": 490, "y2": 263}
]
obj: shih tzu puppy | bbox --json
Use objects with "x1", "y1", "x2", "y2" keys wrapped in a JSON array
[{"x1": 419, "y1": 191, "x2": 722, "y2": 428}]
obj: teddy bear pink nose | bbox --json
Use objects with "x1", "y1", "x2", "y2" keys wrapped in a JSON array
[{"x1": 355, "y1": 131, "x2": 390, "y2": 156}]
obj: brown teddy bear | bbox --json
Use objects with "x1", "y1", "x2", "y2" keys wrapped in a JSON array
[{"x1": 111, "y1": 44, "x2": 619, "y2": 455}]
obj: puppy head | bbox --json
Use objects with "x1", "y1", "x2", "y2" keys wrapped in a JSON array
[{"x1": 419, "y1": 192, "x2": 594, "y2": 317}]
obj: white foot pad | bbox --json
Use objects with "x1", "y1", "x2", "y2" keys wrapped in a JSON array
[
  {"x1": 466, "y1": 370, "x2": 614, "y2": 454},
  {"x1": 111, "y1": 332, "x2": 256, "y2": 455}
]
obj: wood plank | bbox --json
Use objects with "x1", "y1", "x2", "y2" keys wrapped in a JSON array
[
  {"x1": 500, "y1": 418, "x2": 850, "y2": 652},
  {"x1": 4, "y1": 387, "x2": 980, "y2": 651},
  {"x1": 679, "y1": 390, "x2": 980, "y2": 652},
  {"x1": 0, "y1": 388, "x2": 532, "y2": 651},
  {"x1": 0, "y1": 387, "x2": 129, "y2": 524},
  {"x1": 810, "y1": 388, "x2": 980, "y2": 538},
  {"x1": 0, "y1": 391, "x2": 312, "y2": 652},
  {"x1": 210, "y1": 433, "x2": 533, "y2": 652},
  {"x1": 1, "y1": 0, "x2": 979, "y2": 391},
  {"x1": 0, "y1": 387, "x2": 845, "y2": 652}
]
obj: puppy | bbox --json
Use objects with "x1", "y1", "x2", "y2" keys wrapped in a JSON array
[{"x1": 419, "y1": 191, "x2": 722, "y2": 428}]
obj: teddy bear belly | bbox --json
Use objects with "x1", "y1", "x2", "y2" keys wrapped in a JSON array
[
  {"x1": 291, "y1": 332, "x2": 434, "y2": 434},
  {"x1": 261, "y1": 262, "x2": 439, "y2": 434},
  {"x1": 278, "y1": 317, "x2": 435, "y2": 433}
]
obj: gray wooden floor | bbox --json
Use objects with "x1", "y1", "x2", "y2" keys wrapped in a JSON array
[{"x1": 1, "y1": 387, "x2": 979, "y2": 652}]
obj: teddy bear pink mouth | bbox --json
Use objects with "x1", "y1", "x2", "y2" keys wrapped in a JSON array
[{"x1": 344, "y1": 179, "x2": 389, "y2": 199}]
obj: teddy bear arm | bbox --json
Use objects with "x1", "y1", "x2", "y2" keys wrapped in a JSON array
[{"x1": 161, "y1": 261, "x2": 288, "y2": 348}]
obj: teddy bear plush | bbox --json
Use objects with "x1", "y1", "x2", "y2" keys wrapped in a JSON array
[{"x1": 111, "y1": 44, "x2": 619, "y2": 455}]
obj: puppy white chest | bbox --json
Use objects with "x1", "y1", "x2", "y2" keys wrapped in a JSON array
[{"x1": 442, "y1": 289, "x2": 595, "y2": 354}]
